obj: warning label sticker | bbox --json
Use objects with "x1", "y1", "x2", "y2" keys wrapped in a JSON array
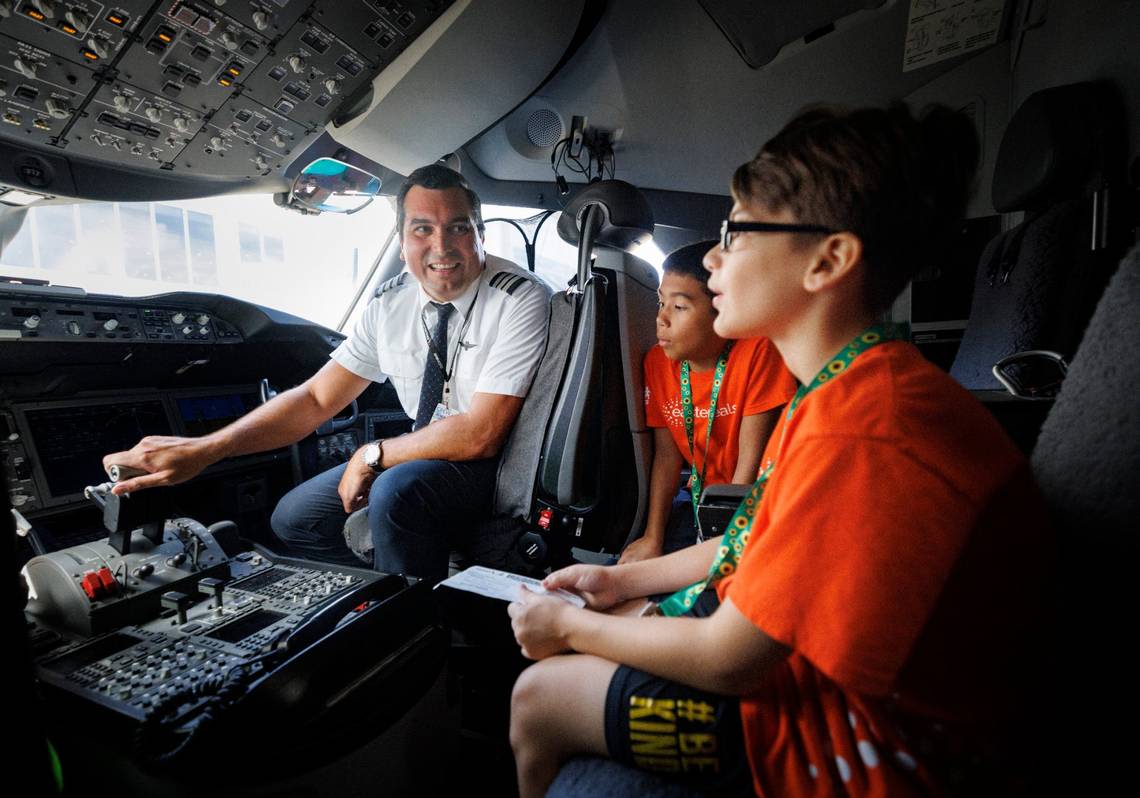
[{"x1": 903, "y1": 0, "x2": 1006, "y2": 72}]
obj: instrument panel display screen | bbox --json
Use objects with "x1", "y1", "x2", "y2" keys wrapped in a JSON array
[
  {"x1": 22, "y1": 401, "x2": 173, "y2": 500},
  {"x1": 176, "y1": 393, "x2": 258, "y2": 437}
]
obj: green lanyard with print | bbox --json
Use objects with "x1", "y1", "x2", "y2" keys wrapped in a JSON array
[
  {"x1": 656, "y1": 323, "x2": 909, "y2": 617},
  {"x1": 681, "y1": 342, "x2": 734, "y2": 528}
]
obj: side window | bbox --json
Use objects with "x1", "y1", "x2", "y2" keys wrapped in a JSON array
[
  {"x1": 482, "y1": 204, "x2": 665, "y2": 288},
  {"x1": 482, "y1": 204, "x2": 577, "y2": 288}
]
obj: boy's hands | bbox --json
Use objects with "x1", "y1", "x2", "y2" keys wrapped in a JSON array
[
  {"x1": 542, "y1": 564, "x2": 626, "y2": 611},
  {"x1": 508, "y1": 587, "x2": 577, "y2": 660},
  {"x1": 618, "y1": 535, "x2": 663, "y2": 564}
]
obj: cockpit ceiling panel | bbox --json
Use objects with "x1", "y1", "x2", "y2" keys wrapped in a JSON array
[
  {"x1": 0, "y1": 0, "x2": 456, "y2": 197},
  {"x1": 0, "y1": 32, "x2": 98, "y2": 148},
  {"x1": 698, "y1": 0, "x2": 886, "y2": 68}
]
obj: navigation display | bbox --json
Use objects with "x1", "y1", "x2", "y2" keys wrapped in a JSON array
[
  {"x1": 22, "y1": 401, "x2": 173, "y2": 500},
  {"x1": 176, "y1": 393, "x2": 258, "y2": 437}
]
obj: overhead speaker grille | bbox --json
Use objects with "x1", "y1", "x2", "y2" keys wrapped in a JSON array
[
  {"x1": 526, "y1": 109, "x2": 564, "y2": 148},
  {"x1": 506, "y1": 101, "x2": 566, "y2": 161}
]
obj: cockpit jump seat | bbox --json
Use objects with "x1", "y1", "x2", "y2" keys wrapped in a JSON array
[
  {"x1": 1026, "y1": 243, "x2": 1140, "y2": 793},
  {"x1": 482, "y1": 179, "x2": 660, "y2": 571},
  {"x1": 949, "y1": 81, "x2": 1129, "y2": 450}
]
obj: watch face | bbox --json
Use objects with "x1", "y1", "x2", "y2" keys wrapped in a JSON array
[{"x1": 364, "y1": 443, "x2": 381, "y2": 468}]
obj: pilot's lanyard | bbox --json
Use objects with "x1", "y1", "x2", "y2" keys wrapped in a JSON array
[
  {"x1": 681, "y1": 342, "x2": 734, "y2": 531},
  {"x1": 419, "y1": 285, "x2": 480, "y2": 410},
  {"x1": 655, "y1": 323, "x2": 909, "y2": 617}
]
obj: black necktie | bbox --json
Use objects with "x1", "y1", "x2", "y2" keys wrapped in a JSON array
[{"x1": 415, "y1": 302, "x2": 455, "y2": 430}]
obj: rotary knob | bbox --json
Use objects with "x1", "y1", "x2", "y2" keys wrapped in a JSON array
[
  {"x1": 145, "y1": 106, "x2": 162, "y2": 123},
  {"x1": 30, "y1": 0, "x2": 55, "y2": 19},
  {"x1": 66, "y1": 321, "x2": 82, "y2": 335},
  {"x1": 0, "y1": 1, "x2": 12, "y2": 19},
  {"x1": 22, "y1": 314, "x2": 40, "y2": 329},
  {"x1": 182, "y1": 325, "x2": 192, "y2": 335},
  {"x1": 66, "y1": 9, "x2": 91, "y2": 29},
  {"x1": 323, "y1": 78, "x2": 340, "y2": 95},
  {"x1": 270, "y1": 133, "x2": 285, "y2": 148},
  {"x1": 113, "y1": 94, "x2": 130, "y2": 112},
  {"x1": 14, "y1": 58, "x2": 38, "y2": 80},
  {"x1": 196, "y1": 314, "x2": 210, "y2": 325},
  {"x1": 86, "y1": 37, "x2": 108, "y2": 58},
  {"x1": 221, "y1": 31, "x2": 237, "y2": 50},
  {"x1": 171, "y1": 312, "x2": 186, "y2": 324},
  {"x1": 252, "y1": 11, "x2": 270, "y2": 30},
  {"x1": 103, "y1": 318, "x2": 119, "y2": 331},
  {"x1": 287, "y1": 54, "x2": 305, "y2": 73},
  {"x1": 45, "y1": 99, "x2": 71, "y2": 119},
  {"x1": 172, "y1": 116, "x2": 190, "y2": 133},
  {"x1": 208, "y1": 135, "x2": 223, "y2": 149}
]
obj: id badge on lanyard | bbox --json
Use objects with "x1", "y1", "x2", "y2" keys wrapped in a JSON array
[
  {"x1": 430, "y1": 382, "x2": 462, "y2": 424},
  {"x1": 424, "y1": 287, "x2": 480, "y2": 424}
]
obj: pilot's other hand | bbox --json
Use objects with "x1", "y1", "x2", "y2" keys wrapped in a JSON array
[
  {"x1": 102, "y1": 436, "x2": 215, "y2": 495},
  {"x1": 542, "y1": 564, "x2": 624, "y2": 611},
  {"x1": 508, "y1": 586, "x2": 575, "y2": 660},
  {"x1": 617, "y1": 534, "x2": 663, "y2": 565},
  {"x1": 337, "y1": 446, "x2": 377, "y2": 513}
]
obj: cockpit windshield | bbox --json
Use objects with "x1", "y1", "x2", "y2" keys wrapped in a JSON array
[{"x1": 0, "y1": 194, "x2": 397, "y2": 330}]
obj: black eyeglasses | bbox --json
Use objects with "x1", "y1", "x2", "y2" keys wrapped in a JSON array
[{"x1": 719, "y1": 220, "x2": 837, "y2": 251}]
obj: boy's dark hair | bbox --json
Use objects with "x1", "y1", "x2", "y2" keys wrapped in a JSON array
[
  {"x1": 732, "y1": 104, "x2": 978, "y2": 312},
  {"x1": 396, "y1": 163, "x2": 484, "y2": 236},
  {"x1": 662, "y1": 239, "x2": 718, "y2": 297}
]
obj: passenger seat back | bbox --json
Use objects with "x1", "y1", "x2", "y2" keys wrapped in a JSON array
[{"x1": 951, "y1": 81, "x2": 1128, "y2": 391}]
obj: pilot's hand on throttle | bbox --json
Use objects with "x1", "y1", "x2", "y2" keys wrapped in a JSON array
[
  {"x1": 542, "y1": 564, "x2": 624, "y2": 611},
  {"x1": 337, "y1": 446, "x2": 377, "y2": 513},
  {"x1": 617, "y1": 535, "x2": 663, "y2": 565},
  {"x1": 102, "y1": 436, "x2": 214, "y2": 495},
  {"x1": 507, "y1": 586, "x2": 575, "y2": 660}
]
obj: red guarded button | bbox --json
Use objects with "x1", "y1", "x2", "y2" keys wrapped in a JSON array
[
  {"x1": 96, "y1": 567, "x2": 118, "y2": 595},
  {"x1": 81, "y1": 572, "x2": 103, "y2": 600},
  {"x1": 537, "y1": 508, "x2": 554, "y2": 530}
]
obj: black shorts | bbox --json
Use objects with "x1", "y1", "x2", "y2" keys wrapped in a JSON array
[{"x1": 603, "y1": 592, "x2": 753, "y2": 795}]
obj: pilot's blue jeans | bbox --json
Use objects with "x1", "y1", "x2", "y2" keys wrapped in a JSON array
[{"x1": 270, "y1": 458, "x2": 499, "y2": 582}]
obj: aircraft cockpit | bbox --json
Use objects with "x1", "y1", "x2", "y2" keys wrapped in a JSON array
[{"x1": 2, "y1": 1, "x2": 1138, "y2": 795}]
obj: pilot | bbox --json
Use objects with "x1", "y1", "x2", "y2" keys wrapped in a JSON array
[{"x1": 104, "y1": 164, "x2": 551, "y2": 582}]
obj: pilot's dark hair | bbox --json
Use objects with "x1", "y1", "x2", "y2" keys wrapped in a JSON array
[
  {"x1": 731, "y1": 104, "x2": 978, "y2": 312},
  {"x1": 396, "y1": 163, "x2": 484, "y2": 236},
  {"x1": 662, "y1": 239, "x2": 717, "y2": 298}
]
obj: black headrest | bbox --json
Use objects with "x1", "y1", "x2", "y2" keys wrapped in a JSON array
[
  {"x1": 993, "y1": 81, "x2": 1125, "y2": 213},
  {"x1": 557, "y1": 180, "x2": 655, "y2": 251}
]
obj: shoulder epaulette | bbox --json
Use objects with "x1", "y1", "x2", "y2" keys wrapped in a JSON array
[
  {"x1": 374, "y1": 272, "x2": 410, "y2": 297},
  {"x1": 489, "y1": 269, "x2": 536, "y2": 296}
]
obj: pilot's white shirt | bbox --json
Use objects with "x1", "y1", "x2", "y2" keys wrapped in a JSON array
[{"x1": 331, "y1": 254, "x2": 552, "y2": 418}]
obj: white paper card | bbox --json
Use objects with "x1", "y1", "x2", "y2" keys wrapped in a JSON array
[
  {"x1": 436, "y1": 565, "x2": 586, "y2": 608},
  {"x1": 903, "y1": 0, "x2": 1005, "y2": 72}
]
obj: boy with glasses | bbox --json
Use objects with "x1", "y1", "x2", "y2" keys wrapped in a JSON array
[{"x1": 507, "y1": 104, "x2": 1051, "y2": 797}]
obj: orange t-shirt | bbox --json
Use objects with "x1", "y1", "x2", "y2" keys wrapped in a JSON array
[
  {"x1": 644, "y1": 337, "x2": 796, "y2": 486},
  {"x1": 716, "y1": 341, "x2": 1051, "y2": 796}
]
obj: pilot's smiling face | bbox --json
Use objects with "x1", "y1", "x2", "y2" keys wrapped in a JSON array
[{"x1": 400, "y1": 186, "x2": 486, "y2": 302}]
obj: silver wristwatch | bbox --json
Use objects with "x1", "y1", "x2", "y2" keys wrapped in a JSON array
[{"x1": 362, "y1": 440, "x2": 384, "y2": 471}]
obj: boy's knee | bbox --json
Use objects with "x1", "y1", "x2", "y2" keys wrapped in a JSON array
[{"x1": 510, "y1": 663, "x2": 553, "y2": 750}]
